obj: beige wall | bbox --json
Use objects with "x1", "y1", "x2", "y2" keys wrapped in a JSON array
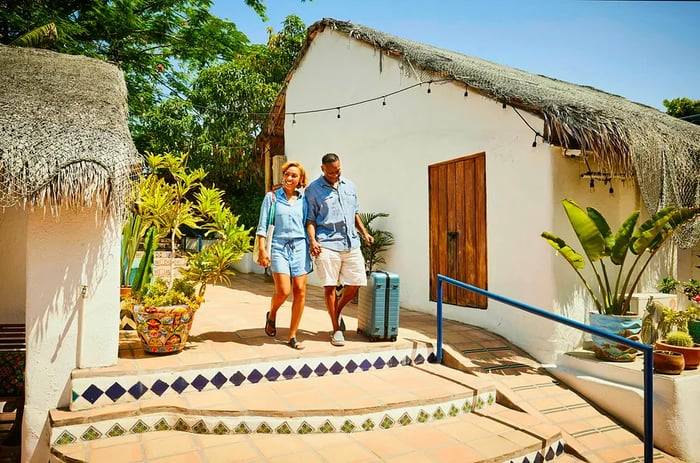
[{"x1": 0, "y1": 207, "x2": 28, "y2": 324}]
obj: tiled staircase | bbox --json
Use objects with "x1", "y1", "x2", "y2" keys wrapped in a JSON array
[{"x1": 49, "y1": 340, "x2": 576, "y2": 462}]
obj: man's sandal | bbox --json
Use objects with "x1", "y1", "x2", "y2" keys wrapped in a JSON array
[
  {"x1": 288, "y1": 337, "x2": 305, "y2": 350},
  {"x1": 265, "y1": 311, "x2": 276, "y2": 337}
]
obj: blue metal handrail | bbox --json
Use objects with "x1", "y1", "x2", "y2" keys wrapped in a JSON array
[{"x1": 436, "y1": 274, "x2": 654, "y2": 463}]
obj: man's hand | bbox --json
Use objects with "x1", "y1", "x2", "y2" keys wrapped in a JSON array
[{"x1": 362, "y1": 232, "x2": 374, "y2": 245}]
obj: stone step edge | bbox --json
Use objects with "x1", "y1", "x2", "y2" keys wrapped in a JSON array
[
  {"x1": 51, "y1": 389, "x2": 499, "y2": 447},
  {"x1": 69, "y1": 344, "x2": 435, "y2": 411}
]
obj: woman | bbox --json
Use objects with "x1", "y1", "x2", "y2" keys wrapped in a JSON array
[{"x1": 255, "y1": 161, "x2": 312, "y2": 349}]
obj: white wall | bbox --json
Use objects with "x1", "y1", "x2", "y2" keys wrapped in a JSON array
[
  {"x1": 23, "y1": 206, "x2": 120, "y2": 463},
  {"x1": 0, "y1": 207, "x2": 28, "y2": 323},
  {"x1": 286, "y1": 30, "x2": 659, "y2": 363}
]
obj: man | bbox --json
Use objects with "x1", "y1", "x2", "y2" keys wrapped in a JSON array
[{"x1": 306, "y1": 153, "x2": 373, "y2": 346}]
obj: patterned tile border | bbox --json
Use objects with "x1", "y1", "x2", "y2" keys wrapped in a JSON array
[
  {"x1": 70, "y1": 346, "x2": 434, "y2": 411},
  {"x1": 53, "y1": 390, "x2": 494, "y2": 446}
]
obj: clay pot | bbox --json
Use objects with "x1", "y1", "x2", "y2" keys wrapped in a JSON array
[
  {"x1": 653, "y1": 350, "x2": 685, "y2": 375},
  {"x1": 655, "y1": 340, "x2": 700, "y2": 370}
]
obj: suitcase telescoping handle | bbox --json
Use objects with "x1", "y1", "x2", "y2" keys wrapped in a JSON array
[{"x1": 378, "y1": 270, "x2": 391, "y2": 338}]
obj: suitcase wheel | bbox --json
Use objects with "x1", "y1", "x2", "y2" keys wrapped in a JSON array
[{"x1": 390, "y1": 336, "x2": 397, "y2": 342}]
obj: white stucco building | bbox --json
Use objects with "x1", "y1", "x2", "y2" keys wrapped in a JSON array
[{"x1": 257, "y1": 18, "x2": 700, "y2": 365}]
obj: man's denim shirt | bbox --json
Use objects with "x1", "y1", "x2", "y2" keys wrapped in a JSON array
[{"x1": 305, "y1": 175, "x2": 360, "y2": 251}]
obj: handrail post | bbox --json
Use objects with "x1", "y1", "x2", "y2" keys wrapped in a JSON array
[
  {"x1": 643, "y1": 347, "x2": 654, "y2": 463},
  {"x1": 436, "y1": 277, "x2": 444, "y2": 363}
]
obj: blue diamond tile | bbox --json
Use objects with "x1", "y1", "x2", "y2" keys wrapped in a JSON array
[
  {"x1": 248, "y1": 369, "x2": 263, "y2": 384},
  {"x1": 171, "y1": 377, "x2": 189, "y2": 394},
  {"x1": 282, "y1": 365, "x2": 297, "y2": 380},
  {"x1": 211, "y1": 372, "x2": 227, "y2": 389},
  {"x1": 105, "y1": 383, "x2": 127, "y2": 402},
  {"x1": 345, "y1": 360, "x2": 358, "y2": 373},
  {"x1": 71, "y1": 390, "x2": 79, "y2": 402},
  {"x1": 401, "y1": 355, "x2": 411, "y2": 365},
  {"x1": 359, "y1": 359, "x2": 372, "y2": 371},
  {"x1": 387, "y1": 356, "x2": 400, "y2": 367},
  {"x1": 81, "y1": 385, "x2": 104, "y2": 404},
  {"x1": 151, "y1": 379, "x2": 169, "y2": 396},
  {"x1": 555, "y1": 442, "x2": 564, "y2": 455},
  {"x1": 414, "y1": 354, "x2": 425, "y2": 364},
  {"x1": 329, "y1": 361, "x2": 344, "y2": 375},
  {"x1": 265, "y1": 367, "x2": 281, "y2": 381},
  {"x1": 545, "y1": 446, "x2": 555, "y2": 460},
  {"x1": 373, "y1": 357, "x2": 386, "y2": 369},
  {"x1": 314, "y1": 363, "x2": 328, "y2": 376},
  {"x1": 298, "y1": 364, "x2": 313, "y2": 378},
  {"x1": 128, "y1": 382, "x2": 148, "y2": 399},
  {"x1": 533, "y1": 451, "x2": 544, "y2": 463},
  {"x1": 427, "y1": 352, "x2": 438, "y2": 363},
  {"x1": 230, "y1": 371, "x2": 246, "y2": 386},
  {"x1": 191, "y1": 374, "x2": 209, "y2": 391}
]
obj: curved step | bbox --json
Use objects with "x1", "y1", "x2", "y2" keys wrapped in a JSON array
[{"x1": 52, "y1": 363, "x2": 495, "y2": 444}]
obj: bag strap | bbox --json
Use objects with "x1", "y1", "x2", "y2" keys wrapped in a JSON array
[{"x1": 268, "y1": 191, "x2": 276, "y2": 226}]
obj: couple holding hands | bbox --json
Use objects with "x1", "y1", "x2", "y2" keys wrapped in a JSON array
[{"x1": 255, "y1": 153, "x2": 373, "y2": 350}]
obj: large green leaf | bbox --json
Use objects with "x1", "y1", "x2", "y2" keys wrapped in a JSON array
[
  {"x1": 610, "y1": 211, "x2": 640, "y2": 265},
  {"x1": 562, "y1": 199, "x2": 606, "y2": 262},
  {"x1": 540, "y1": 232, "x2": 585, "y2": 269}
]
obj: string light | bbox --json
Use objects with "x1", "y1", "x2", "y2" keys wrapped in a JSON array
[
  {"x1": 336, "y1": 108, "x2": 341, "y2": 119},
  {"x1": 502, "y1": 100, "x2": 507, "y2": 109},
  {"x1": 464, "y1": 84, "x2": 468, "y2": 97},
  {"x1": 382, "y1": 97, "x2": 386, "y2": 106},
  {"x1": 532, "y1": 134, "x2": 538, "y2": 148},
  {"x1": 292, "y1": 113, "x2": 296, "y2": 124},
  {"x1": 589, "y1": 178, "x2": 595, "y2": 190},
  {"x1": 427, "y1": 81, "x2": 432, "y2": 94}
]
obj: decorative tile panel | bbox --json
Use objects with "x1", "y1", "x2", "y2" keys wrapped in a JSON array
[{"x1": 69, "y1": 346, "x2": 431, "y2": 411}]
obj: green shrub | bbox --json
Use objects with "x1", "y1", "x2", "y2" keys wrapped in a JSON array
[
  {"x1": 665, "y1": 331, "x2": 694, "y2": 347},
  {"x1": 656, "y1": 276, "x2": 680, "y2": 294}
]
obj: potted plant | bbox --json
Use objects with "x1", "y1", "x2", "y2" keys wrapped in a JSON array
[
  {"x1": 359, "y1": 212, "x2": 396, "y2": 275},
  {"x1": 130, "y1": 152, "x2": 251, "y2": 353},
  {"x1": 680, "y1": 279, "x2": 700, "y2": 343},
  {"x1": 656, "y1": 330, "x2": 700, "y2": 370},
  {"x1": 541, "y1": 198, "x2": 700, "y2": 361}
]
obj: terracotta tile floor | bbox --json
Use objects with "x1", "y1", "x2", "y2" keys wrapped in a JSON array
[{"x1": 52, "y1": 273, "x2": 684, "y2": 463}]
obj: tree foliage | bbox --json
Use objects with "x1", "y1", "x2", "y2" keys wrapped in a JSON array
[
  {"x1": 135, "y1": 15, "x2": 307, "y2": 231},
  {"x1": 0, "y1": 0, "x2": 264, "y2": 119},
  {"x1": 663, "y1": 97, "x2": 700, "y2": 118}
]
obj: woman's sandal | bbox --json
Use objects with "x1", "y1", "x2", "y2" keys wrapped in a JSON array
[
  {"x1": 288, "y1": 337, "x2": 305, "y2": 350},
  {"x1": 265, "y1": 311, "x2": 276, "y2": 337}
]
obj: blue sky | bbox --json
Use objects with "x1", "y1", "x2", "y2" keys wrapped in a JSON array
[{"x1": 210, "y1": 0, "x2": 699, "y2": 112}]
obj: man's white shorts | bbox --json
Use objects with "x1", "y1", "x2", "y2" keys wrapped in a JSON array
[{"x1": 314, "y1": 247, "x2": 367, "y2": 287}]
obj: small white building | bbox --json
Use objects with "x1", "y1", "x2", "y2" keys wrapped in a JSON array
[
  {"x1": 257, "y1": 19, "x2": 700, "y2": 364},
  {"x1": 0, "y1": 45, "x2": 141, "y2": 462}
]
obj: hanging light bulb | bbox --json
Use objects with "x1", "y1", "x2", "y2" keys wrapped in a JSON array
[
  {"x1": 464, "y1": 84, "x2": 468, "y2": 97},
  {"x1": 292, "y1": 113, "x2": 296, "y2": 124},
  {"x1": 609, "y1": 184, "x2": 614, "y2": 194},
  {"x1": 382, "y1": 97, "x2": 386, "y2": 106},
  {"x1": 532, "y1": 134, "x2": 538, "y2": 147},
  {"x1": 589, "y1": 178, "x2": 595, "y2": 190},
  {"x1": 427, "y1": 81, "x2": 432, "y2": 94},
  {"x1": 336, "y1": 108, "x2": 341, "y2": 119}
]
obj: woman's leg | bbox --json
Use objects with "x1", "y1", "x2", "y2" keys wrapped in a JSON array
[
  {"x1": 289, "y1": 274, "x2": 308, "y2": 341},
  {"x1": 270, "y1": 273, "x2": 292, "y2": 320}
]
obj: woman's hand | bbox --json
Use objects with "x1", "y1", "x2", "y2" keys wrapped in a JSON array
[{"x1": 257, "y1": 250, "x2": 271, "y2": 268}]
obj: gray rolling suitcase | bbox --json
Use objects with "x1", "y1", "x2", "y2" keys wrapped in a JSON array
[{"x1": 357, "y1": 271, "x2": 400, "y2": 341}]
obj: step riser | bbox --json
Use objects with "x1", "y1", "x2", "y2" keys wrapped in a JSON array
[
  {"x1": 70, "y1": 346, "x2": 435, "y2": 411},
  {"x1": 52, "y1": 392, "x2": 496, "y2": 447}
]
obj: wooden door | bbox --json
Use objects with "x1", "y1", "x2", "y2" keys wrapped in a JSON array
[{"x1": 429, "y1": 153, "x2": 487, "y2": 308}]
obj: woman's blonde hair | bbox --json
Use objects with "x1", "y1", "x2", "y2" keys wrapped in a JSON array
[{"x1": 281, "y1": 161, "x2": 307, "y2": 188}]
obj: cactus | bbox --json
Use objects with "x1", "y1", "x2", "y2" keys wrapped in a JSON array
[{"x1": 664, "y1": 331, "x2": 694, "y2": 347}]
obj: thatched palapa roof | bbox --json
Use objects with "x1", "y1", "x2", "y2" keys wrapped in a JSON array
[
  {"x1": 0, "y1": 45, "x2": 142, "y2": 215},
  {"x1": 260, "y1": 18, "x2": 700, "y2": 246}
]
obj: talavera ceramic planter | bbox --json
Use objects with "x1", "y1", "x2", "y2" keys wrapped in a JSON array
[
  {"x1": 589, "y1": 312, "x2": 642, "y2": 362},
  {"x1": 132, "y1": 304, "x2": 194, "y2": 354}
]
